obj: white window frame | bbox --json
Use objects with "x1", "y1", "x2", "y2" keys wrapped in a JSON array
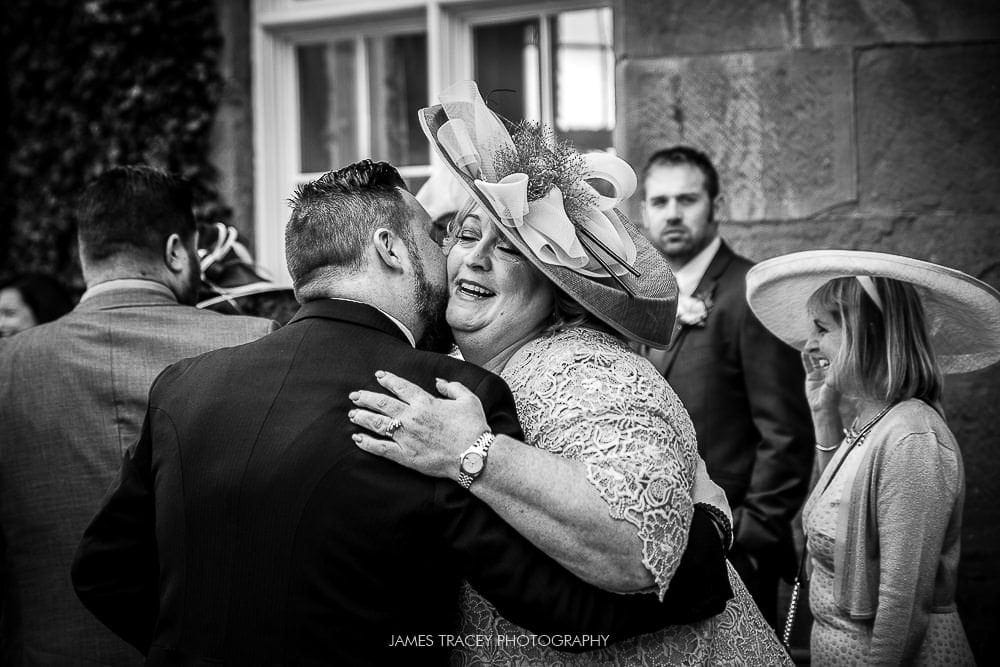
[
  {"x1": 252, "y1": 0, "x2": 611, "y2": 281},
  {"x1": 288, "y1": 18, "x2": 429, "y2": 181}
]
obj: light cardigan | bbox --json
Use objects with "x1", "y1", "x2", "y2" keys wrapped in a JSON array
[{"x1": 826, "y1": 398, "x2": 964, "y2": 664}]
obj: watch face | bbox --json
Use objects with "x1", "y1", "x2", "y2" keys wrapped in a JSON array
[{"x1": 461, "y1": 452, "x2": 485, "y2": 475}]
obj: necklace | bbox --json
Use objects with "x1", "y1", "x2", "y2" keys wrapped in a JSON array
[
  {"x1": 819, "y1": 402, "x2": 895, "y2": 495},
  {"x1": 843, "y1": 403, "x2": 894, "y2": 446}
]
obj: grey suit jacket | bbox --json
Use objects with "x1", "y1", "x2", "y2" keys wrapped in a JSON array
[{"x1": 0, "y1": 283, "x2": 276, "y2": 666}]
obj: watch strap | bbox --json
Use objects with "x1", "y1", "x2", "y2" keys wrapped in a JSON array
[
  {"x1": 457, "y1": 431, "x2": 495, "y2": 489},
  {"x1": 457, "y1": 470, "x2": 476, "y2": 490}
]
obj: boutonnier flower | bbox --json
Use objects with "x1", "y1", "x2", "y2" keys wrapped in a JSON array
[{"x1": 676, "y1": 292, "x2": 714, "y2": 328}]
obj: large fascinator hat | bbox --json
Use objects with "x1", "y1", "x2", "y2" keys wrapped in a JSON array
[
  {"x1": 418, "y1": 80, "x2": 678, "y2": 349},
  {"x1": 746, "y1": 249, "x2": 1000, "y2": 374}
]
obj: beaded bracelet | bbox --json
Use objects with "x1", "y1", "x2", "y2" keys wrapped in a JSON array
[{"x1": 695, "y1": 502, "x2": 734, "y2": 551}]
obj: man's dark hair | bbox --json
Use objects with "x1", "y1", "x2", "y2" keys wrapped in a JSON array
[
  {"x1": 77, "y1": 166, "x2": 196, "y2": 264},
  {"x1": 285, "y1": 160, "x2": 413, "y2": 290},
  {"x1": 643, "y1": 146, "x2": 720, "y2": 200}
]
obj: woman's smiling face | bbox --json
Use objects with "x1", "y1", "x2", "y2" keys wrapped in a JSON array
[
  {"x1": 804, "y1": 304, "x2": 846, "y2": 391},
  {"x1": 446, "y1": 209, "x2": 555, "y2": 356}
]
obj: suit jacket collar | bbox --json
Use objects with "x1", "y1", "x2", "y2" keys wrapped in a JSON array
[
  {"x1": 674, "y1": 235, "x2": 722, "y2": 297},
  {"x1": 75, "y1": 281, "x2": 180, "y2": 312},
  {"x1": 650, "y1": 240, "x2": 737, "y2": 377},
  {"x1": 694, "y1": 239, "x2": 736, "y2": 295},
  {"x1": 288, "y1": 299, "x2": 411, "y2": 346}
]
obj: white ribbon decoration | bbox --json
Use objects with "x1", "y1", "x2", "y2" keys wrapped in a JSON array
[
  {"x1": 520, "y1": 187, "x2": 589, "y2": 270},
  {"x1": 437, "y1": 119, "x2": 481, "y2": 179},
  {"x1": 434, "y1": 80, "x2": 638, "y2": 277},
  {"x1": 580, "y1": 152, "x2": 638, "y2": 211},
  {"x1": 475, "y1": 174, "x2": 529, "y2": 227},
  {"x1": 439, "y1": 81, "x2": 514, "y2": 184}
]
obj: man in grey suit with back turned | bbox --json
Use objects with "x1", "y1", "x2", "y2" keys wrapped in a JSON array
[{"x1": 0, "y1": 166, "x2": 276, "y2": 665}]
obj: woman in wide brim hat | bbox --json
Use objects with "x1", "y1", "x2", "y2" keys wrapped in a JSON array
[
  {"x1": 746, "y1": 249, "x2": 995, "y2": 664},
  {"x1": 348, "y1": 81, "x2": 792, "y2": 665}
]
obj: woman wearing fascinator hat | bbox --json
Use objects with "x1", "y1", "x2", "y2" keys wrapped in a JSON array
[
  {"x1": 747, "y1": 250, "x2": 999, "y2": 664},
  {"x1": 348, "y1": 81, "x2": 790, "y2": 664}
]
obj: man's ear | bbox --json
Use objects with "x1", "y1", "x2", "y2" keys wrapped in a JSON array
[
  {"x1": 372, "y1": 227, "x2": 406, "y2": 272},
  {"x1": 711, "y1": 193, "x2": 726, "y2": 222},
  {"x1": 163, "y1": 233, "x2": 189, "y2": 274}
]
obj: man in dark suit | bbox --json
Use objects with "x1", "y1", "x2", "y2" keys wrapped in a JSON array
[
  {"x1": 638, "y1": 146, "x2": 814, "y2": 625},
  {"x1": 0, "y1": 167, "x2": 276, "y2": 665},
  {"x1": 71, "y1": 161, "x2": 731, "y2": 666}
]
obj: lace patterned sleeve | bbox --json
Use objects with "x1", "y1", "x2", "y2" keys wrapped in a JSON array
[{"x1": 506, "y1": 330, "x2": 700, "y2": 598}]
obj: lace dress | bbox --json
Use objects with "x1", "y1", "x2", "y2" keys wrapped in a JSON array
[{"x1": 452, "y1": 327, "x2": 790, "y2": 666}]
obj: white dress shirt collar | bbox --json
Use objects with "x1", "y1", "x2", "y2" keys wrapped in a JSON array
[
  {"x1": 80, "y1": 278, "x2": 176, "y2": 303},
  {"x1": 328, "y1": 297, "x2": 416, "y2": 348},
  {"x1": 673, "y1": 236, "x2": 722, "y2": 298}
]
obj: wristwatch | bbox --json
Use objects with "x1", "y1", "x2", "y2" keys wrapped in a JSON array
[{"x1": 457, "y1": 431, "x2": 495, "y2": 489}]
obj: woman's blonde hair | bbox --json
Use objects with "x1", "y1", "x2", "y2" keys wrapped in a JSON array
[{"x1": 807, "y1": 277, "x2": 943, "y2": 406}]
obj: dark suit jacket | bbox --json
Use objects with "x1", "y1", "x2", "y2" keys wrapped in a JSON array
[
  {"x1": 0, "y1": 283, "x2": 275, "y2": 666},
  {"x1": 645, "y1": 242, "x2": 813, "y2": 575},
  {"x1": 72, "y1": 299, "x2": 730, "y2": 667}
]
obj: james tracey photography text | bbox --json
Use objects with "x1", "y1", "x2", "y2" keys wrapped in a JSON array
[{"x1": 387, "y1": 634, "x2": 611, "y2": 649}]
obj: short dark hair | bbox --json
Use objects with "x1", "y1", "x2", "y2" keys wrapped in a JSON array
[
  {"x1": 77, "y1": 166, "x2": 196, "y2": 264},
  {"x1": 285, "y1": 160, "x2": 412, "y2": 289},
  {"x1": 642, "y1": 146, "x2": 720, "y2": 200},
  {"x1": 0, "y1": 273, "x2": 74, "y2": 324}
]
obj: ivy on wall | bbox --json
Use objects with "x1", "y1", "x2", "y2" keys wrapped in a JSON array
[{"x1": 1, "y1": 0, "x2": 226, "y2": 289}]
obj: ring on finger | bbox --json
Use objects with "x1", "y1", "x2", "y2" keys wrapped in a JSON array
[{"x1": 384, "y1": 418, "x2": 403, "y2": 437}]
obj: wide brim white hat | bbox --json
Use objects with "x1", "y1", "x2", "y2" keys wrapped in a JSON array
[{"x1": 746, "y1": 249, "x2": 1000, "y2": 374}]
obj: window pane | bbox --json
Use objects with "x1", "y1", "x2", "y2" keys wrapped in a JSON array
[
  {"x1": 473, "y1": 20, "x2": 541, "y2": 125},
  {"x1": 552, "y1": 8, "x2": 615, "y2": 152},
  {"x1": 405, "y1": 174, "x2": 429, "y2": 195},
  {"x1": 367, "y1": 33, "x2": 429, "y2": 166},
  {"x1": 297, "y1": 41, "x2": 358, "y2": 173}
]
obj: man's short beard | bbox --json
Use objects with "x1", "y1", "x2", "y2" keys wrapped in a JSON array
[
  {"x1": 176, "y1": 252, "x2": 202, "y2": 306},
  {"x1": 416, "y1": 300, "x2": 454, "y2": 353},
  {"x1": 663, "y1": 200, "x2": 716, "y2": 262},
  {"x1": 411, "y1": 255, "x2": 454, "y2": 353}
]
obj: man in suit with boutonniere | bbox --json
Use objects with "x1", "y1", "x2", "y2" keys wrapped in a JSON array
[{"x1": 637, "y1": 145, "x2": 814, "y2": 627}]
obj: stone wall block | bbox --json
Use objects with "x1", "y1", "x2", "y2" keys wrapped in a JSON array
[
  {"x1": 803, "y1": 0, "x2": 1000, "y2": 48},
  {"x1": 621, "y1": 49, "x2": 855, "y2": 221},
  {"x1": 619, "y1": 0, "x2": 793, "y2": 57},
  {"x1": 723, "y1": 213, "x2": 1000, "y2": 283},
  {"x1": 856, "y1": 43, "x2": 1000, "y2": 216}
]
